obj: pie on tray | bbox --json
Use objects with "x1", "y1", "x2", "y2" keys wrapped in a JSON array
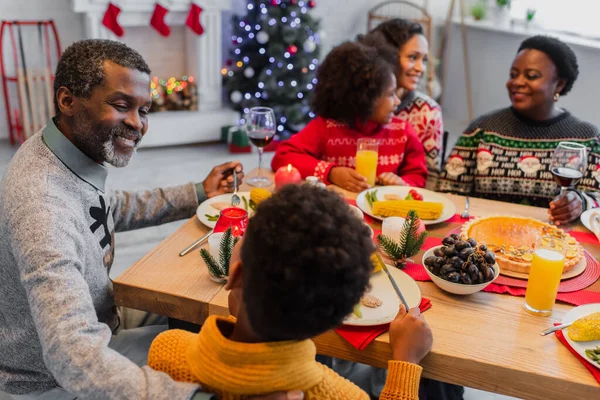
[{"x1": 461, "y1": 216, "x2": 583, "y2": 274}]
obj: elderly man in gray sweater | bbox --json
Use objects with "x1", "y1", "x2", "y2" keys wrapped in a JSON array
[{"x1": 0, "y1": 40, "x2": 302, "y2": 400}]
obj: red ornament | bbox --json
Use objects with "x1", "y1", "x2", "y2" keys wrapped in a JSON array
[
  {"x1": 308, "y1": 0, "x2": 316, "y2": 8},
  {"x1": 287, "y1": 45, "x2": 298, "y2": 54},
  {"x1": 271, "y1": 0, "x2": 278, "y2": 5},
  {"x1": 226, "y1": 59, "x2": 233, "y2": 66},
  {"x1": 290, "y1": 0, "x2": 297, "y2": 4}
]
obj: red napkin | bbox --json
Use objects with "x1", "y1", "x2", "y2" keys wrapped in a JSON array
[
  {"x1": 335, "y1": 298, "x2": 432, "y2": 350},
  {"x1": 554, "y1": 323, "x2": 600, "y2": 384},
  {"x1": 445, "y1": 214, "x2": 475, "y2": 223},
  {"x1": 483, "y1": 284, "x2": 600, "y2": 306},
  {"x1": 569, "y1": 231, "x2": 599, "y2": 245}
]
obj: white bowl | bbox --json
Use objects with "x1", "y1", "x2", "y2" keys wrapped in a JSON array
[{"x1": 421, "y1": 245, "x2": 500, "y2": 295}]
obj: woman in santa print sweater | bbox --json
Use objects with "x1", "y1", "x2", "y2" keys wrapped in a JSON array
[
  {"x1": 271, "y1": 41, "x2": 427, "y2": 192},
  {"x1": 359, "y1": 19, "x2": 443, "y2": 190},
  {"x1": 438, "y1": 36, "x2": 600, "y2": 226}
]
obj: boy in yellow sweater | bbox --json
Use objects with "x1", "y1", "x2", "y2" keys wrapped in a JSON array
[{"x1": 149, "y1": 184, "x2": 432, "y2": 399}]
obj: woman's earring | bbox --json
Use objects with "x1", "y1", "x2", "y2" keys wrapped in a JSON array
[{"x1": 554, "y1": 93, "x2": 560, "y2": 102}]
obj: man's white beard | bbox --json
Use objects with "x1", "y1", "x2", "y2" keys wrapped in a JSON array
[{"x1": 102, "y1": 137, "x2": 138, "y2": 168}]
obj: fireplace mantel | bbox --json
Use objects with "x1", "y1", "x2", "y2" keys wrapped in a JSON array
[{"x1": 72, "y1": 0, "x2": 238, "y2": 147}]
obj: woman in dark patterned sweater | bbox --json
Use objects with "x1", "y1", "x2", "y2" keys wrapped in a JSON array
[
  {"x1": 359, "y1": 19, "x2": 444, "y2": 190},
  {"x1": 438, "y1": 35, "x2": 600, "y2": 226}
]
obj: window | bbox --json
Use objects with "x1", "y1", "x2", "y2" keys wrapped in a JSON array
[{"x1": 510, "y1": 0, "x2": 600, "y2": 39}]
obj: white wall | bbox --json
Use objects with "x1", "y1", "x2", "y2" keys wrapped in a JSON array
[
  {"x1": 0, "y1": 0, "x2": 84, "y2": 141},
  {"x1": 442, "y1": 22, "x2": 600, "y2": 130}
]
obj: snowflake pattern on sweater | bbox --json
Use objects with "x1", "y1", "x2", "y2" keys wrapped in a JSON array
[
  {"x1": 438, "y1": 107, "x2": 600, "y2": 209},
  {"x1": 396, "y1": 91, "x2": 443, "y2": 189}
]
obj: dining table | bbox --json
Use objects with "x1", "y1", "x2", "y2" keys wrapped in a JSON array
[{"x1": 113, "y1": 169, "x2": 600, "y2": 400}]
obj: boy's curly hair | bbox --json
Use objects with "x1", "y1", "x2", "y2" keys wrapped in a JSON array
[
  {"x1": 241, "y1": 184, "x2": 375, "y2": 341},
  {"x1": 312, "y1": 41, "x2": 395, "y2": 128}
]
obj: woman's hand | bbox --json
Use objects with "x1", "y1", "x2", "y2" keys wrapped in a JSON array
[
  {"x1": 549, "y1": 191, "x2": 583, "y2": 226},
  {"x1": 328, "y1": 167, "x2": 370, "y2": 192},
  {"x1": 377, "y1": 172, "x2": 406, "y2": 187}
]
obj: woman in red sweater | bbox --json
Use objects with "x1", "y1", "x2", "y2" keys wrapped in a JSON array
[{"x1": 271, "y1": 41, "x2": 428, "y2": 192}]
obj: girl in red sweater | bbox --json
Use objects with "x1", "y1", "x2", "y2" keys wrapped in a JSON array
[{"x1": 271, "y1": 41, "x2": 428, "y2": 192}]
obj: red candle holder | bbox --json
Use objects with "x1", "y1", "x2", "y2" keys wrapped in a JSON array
[{"x1": 214, "y1": 207, "x2": 249, "y2": 236}]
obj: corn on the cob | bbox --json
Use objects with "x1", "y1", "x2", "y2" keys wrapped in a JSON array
[
  {"x1": 250, "y1": 188, "x2": 272, "y2": 205},
  {"x1": 372, "y1": 200, "x2": 443, "y2": 220},
  {"x1": 568, "y1": 312, "x2": 600, "y2": 342}
]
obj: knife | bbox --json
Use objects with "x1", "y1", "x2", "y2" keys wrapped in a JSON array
[
  {"x1": 179, "y1": 230, "x2": 213, "y2": 257},
  {"x1": 373, "y1": 252, "x2": 410, "y2": 310}
]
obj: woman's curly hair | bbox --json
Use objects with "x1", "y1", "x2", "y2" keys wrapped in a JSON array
[
  {"x1": 312, "y1": 41, "x2": 395, "y2": 127},
  {"x1": 518, "y1": 35, "x2": 579, "y2": 96},
  {"x1": 360, "y1": 18, "x2": 424, "y2": 51},
  {"x1": 241, "y1": 184, "x2": 375, "y2": 341}
]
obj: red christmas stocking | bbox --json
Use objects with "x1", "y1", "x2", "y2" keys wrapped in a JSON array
[
  {"x1": 150, "y1": 3, "x2": 171, "y2": 37},
  {"x1": 102, "y1": 2, "x2": 124, "y2": 37},
  {"x1": 186, "y1": 3, "x2": 205, "y2": 36}
]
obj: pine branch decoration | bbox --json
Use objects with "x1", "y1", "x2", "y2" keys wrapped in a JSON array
[
  {"x1": 377, "y1": 210, "x2": 428, "y2": 268},
  {"x1": 201, "y1": 227, "x2": 238, "y2": 281},
  {"x1": 200, "y1": 249, "x2": 224, "y2": 277}
]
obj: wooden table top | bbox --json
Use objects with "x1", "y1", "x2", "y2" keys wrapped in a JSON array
[{"x1": 113, "y1": 172, "x2": 600, "y2": 399}]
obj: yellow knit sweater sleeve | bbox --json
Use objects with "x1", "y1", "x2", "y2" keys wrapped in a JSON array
[
  {"x1": 148, "y1": 329, "x2": 201, "y2": 384},
  {"x1": 380, "y1": 361, "x2": 423, "y2": 400}
]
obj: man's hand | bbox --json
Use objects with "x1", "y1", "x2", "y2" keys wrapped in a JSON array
[
  {"x1": 248, "y1": 391, "x2": 304, "y2": 400},
  {"x1": 377, "y1": 172, "x2": 406, "y2": 187},
  {"x1": 389, "y1": 305, "x2": 433, "y2": 365},
  {"x1": 549, "y1": 191, "x2": 583, "y2": 226},
  {"x1": 203, "y1": 161, "x2": 244, "y2": 198},
  {"x1": 328, "y1": 167, "x2": 370, "y2": 192}
]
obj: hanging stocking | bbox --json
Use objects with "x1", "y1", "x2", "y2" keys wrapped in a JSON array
[
  {"x1": 186, "y1": 3, "x2": 205, "y2": 36},
  {"x1": 102, "y1": 2, "x2": 124, "y2": 37},
  {"x1": 150, "y1": 3, "x2": 171, "y2": 37}
]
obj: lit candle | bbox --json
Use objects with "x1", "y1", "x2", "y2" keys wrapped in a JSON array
[{"x1": 274, "y1": 164, "x2": 302, "y2": 190}]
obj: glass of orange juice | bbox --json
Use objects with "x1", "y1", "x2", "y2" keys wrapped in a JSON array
[
  {"x1": 356, "y1": 138, "x2": 379, "y2": 186},
  {"x1": 523, "y1": 239, "x2": 566, "y2": 316}
]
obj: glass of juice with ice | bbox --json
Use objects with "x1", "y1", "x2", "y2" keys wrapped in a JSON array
[
  {"x1": 356, "y1": 138, "x2": 379, "y2": 186},
  {"x1": 523, "y1": 239, "x2": 566, "y2": 317}
]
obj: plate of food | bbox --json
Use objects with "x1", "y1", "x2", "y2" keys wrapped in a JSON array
[
  {"x1": 562, "y1": 303, "x2": 600, "y2": 370},
  {"x1": 580, "y1": 209, "x2": 600, "y2": 236},
  {"x1": 344, "y1": 264, "x2": 421, "y2": 326},
  {"x1": 196, "y1": 192, "x2": 254, "y2": 228},
  {"x1": 356, "y1": 186, "x2": 456, "y2": 225},
  {"x1": 461, "y1": 216, "x2": 586, "y2": 280}
]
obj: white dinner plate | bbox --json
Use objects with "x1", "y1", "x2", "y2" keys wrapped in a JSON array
[
  {"x1": 344, "y1": 265, "x2": 422, "y2": 327},
  {"x1": 562, "y1": 303, "x2": 600, "y2": 370},
  {"x1": 356, "y1": 186, "x2": 456, "y2": 225},
  {"x1": 196, "y1": 192, "x2": 253, "y2": 228},
  {"x1": 580, "y1": 209, "x2": 600, "y2": 236}
]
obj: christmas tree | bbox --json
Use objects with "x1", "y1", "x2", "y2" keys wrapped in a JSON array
[{"x1": 223, "y1": 0, "x2": 321, "y2": 140}]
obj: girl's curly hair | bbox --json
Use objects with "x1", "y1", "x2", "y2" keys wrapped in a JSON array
[{"x1": 312, "y1": 41, "x2": 395, "y2": 127}]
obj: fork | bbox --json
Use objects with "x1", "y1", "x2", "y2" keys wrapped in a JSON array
[
  {"x1": 231, "y1": 168, "x2": 240, "y2": 207},
  {"x1": 461, "y1": 196, "x2": 470, "y2": 219}
]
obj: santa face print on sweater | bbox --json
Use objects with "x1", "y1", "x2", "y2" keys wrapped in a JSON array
[
  {"x1": 518, "y1": 155, "x2": 542, "y2": 176},
  {"x1": 476, "y1": 149, "x2": 494, "y2": 173},
  {"x1": 444, "y1": 155, "x2": 466, "y2": 178}
]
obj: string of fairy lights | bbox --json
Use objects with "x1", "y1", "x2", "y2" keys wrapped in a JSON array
[{"x1": 221, "y1": 0, "x2": 320, "y2": 131}]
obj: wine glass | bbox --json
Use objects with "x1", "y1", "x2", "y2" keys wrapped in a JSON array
[
  {"x1": 550, "y1": 142, "x2": 587, "y2": 198},
  {"x1": 245, "y1": 107, "x2": 276, "y2": 187}
]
